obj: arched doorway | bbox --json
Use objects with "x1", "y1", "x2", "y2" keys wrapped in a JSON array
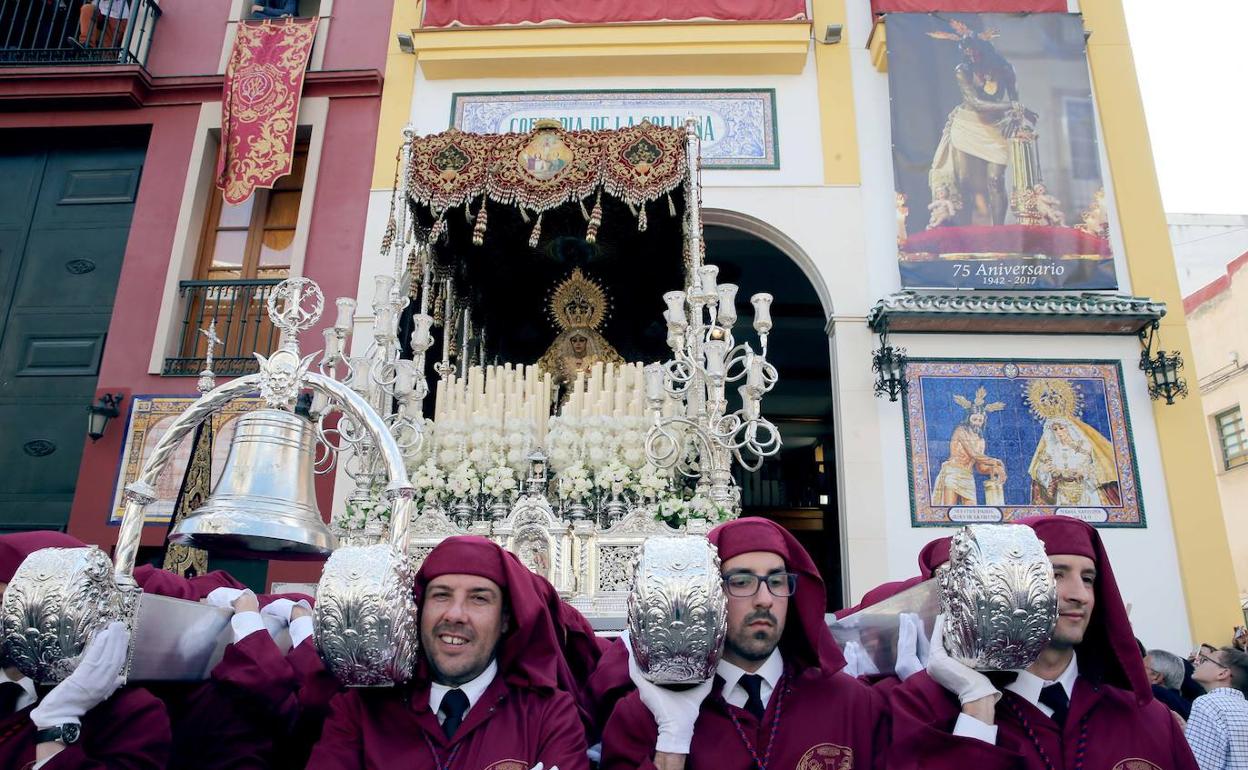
[{"x1": 702, "y1": 217, "x2": 842, "y2": 610}]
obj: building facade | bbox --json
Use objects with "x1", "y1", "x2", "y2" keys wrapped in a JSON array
[
  {"x1": 1185, "y1": 251, "x2": 1248, "y2": 612},
  {"x1": 350, "y1": 0, "x2": 1241, "y2": 651},
  {"x1": 0, "y1": 0, "x2": 393, "y2": 587}
]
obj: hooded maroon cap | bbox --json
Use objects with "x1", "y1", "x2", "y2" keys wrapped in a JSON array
[
  {"x1": 708, "y1": 517, "x2": 846, "y2": 675},
  {"x1": 415, "y1": 536, "x2": 562, "y2": 693},
  {"x1": 525, "y1": 564, "x2": 603, "y2": 731},
  {"x1": 0, "y1": 531, "x2": 85, "y2": 584},
  {"x1": 1020, "y1": 516, "x2": 1152, "y2": 705},
  {"x1": 918, "y1": 537, "x2": 952, "y2": 579}
]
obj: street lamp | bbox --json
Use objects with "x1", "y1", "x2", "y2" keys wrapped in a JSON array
[
  {"x1": 872, "y1": 319, "x2": 908, "y2": 402},
  {"x1": 87, "y1": 393, "x2": 124, "y2": 442},
  {"x1": 1138, "y1": 320, "x2": 1188, "y2": 405}
]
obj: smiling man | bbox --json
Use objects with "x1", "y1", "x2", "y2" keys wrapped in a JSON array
[
  {"x1": 600, "y1": 517, "x2": 886, "y2": 770},
  {"x1": 889, "y1": 516, "x2": 1199, "y2": 769},
  {"x1": 308, "y1": 535, "x2": 588, "y2": 770}
]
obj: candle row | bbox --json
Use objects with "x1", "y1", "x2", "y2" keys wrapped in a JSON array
[
  {"x1": 563, "y1": 362, "x2": 649, "y2": 420},
  {"x1": 434, "y1": 364, "x2": 553, "y2": 447}
]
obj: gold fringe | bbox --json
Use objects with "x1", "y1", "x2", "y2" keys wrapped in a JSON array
[
  {"x1": 472, "y1": 197, "x2": 488, "y2": 246},
  {"x1": 580, "y1": 197, "x2": 590, "y2": 221},
  {"x1": 528, "y1": 212, "x2": 543, "y2": 248},
  {"x1": 586, "y1": 190, "x2": 603, "y2": 244},
  {"x1": 667, "y1": 192, "x2": 677, "y2": 217},
  {"x1": 520, "y1": 207, "x2": 531, "y2": 224}
]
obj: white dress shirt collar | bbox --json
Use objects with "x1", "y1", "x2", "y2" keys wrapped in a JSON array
[
  {"x1": 717, "y1": 648, "x2": 784, "y2": 710},
  {"x1": 1007, "y1": 651, "x2": 1079, "y2": 717},
  {"x1": 429, "y1": 658, "x2": 498, "y2": 721}
]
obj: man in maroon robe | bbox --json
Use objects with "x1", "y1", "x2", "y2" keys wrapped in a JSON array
[
  {"x1": 889, "y1": 516, "x2": 1198, "y2": 769},
  {"x1": 308, "y1": 535, "x2": 590, "y2": 769},
  {"x1": 0, "y1": 531, "x2": 171, "y2": 769},
  {"x1": 601, "y1": 516, "x2": 887, "y2": 770}
]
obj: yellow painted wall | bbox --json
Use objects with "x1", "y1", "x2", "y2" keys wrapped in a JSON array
[
  {"x1": 370, "y1": 0, "x2": 421, "y2": 189},
  {"x1": 1083, "y1": 0, "x2": 1243, "y2": 642},
  {"x1": 811, "y1": 0, "x2": 860, "y2": 185}
]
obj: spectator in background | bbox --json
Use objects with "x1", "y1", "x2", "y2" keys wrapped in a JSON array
[
  {"x1": 251, "y1": 0, "x2": 298, "y2": 19},
  {"x1": 1148, "y1": 649, "x2": 1194, "y2": 720},
  {"x1": 1186, "y1": 646, "x2": 1248, "y2": 770},
  {"x1": 76, "y1": 0, "x2": 130, "y2": 48}
]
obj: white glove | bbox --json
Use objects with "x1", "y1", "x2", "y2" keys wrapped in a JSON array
[
  {"x1": 528, "y1": 764, "x2": 559, "y2": 770},
  {"x1": 842, "y1": 640, "x2": 879, "y2": 677},
  {"x1": 926, "y1": 613, "x2": 1000, "y2": 705},
  {"x1": 895, "y1": 613, "x2": 928, "y2": 681},
  {"x1": 32, "y1": 622, "x2": 129, "y2": 729},
  {"x1": 622, "y1": 631, "x2": 713, "y2": 755},
  {"x1": 260, "y1": 598, "x2": 311, "y2": 625},
  {"x1": 204, "y1": 586, "x2": 247, "y2": 608}
]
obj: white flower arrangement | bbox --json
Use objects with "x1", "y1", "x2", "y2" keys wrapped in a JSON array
[
  {"x1": 633, "y1": 463, "x2": 672, "y2": 502},
  {"x1": 654, "y1": 491, "x2": 730, "y2": 527},
  {"x1": 446, "y1": 460, "x2": 481, "y2": 500},
  {"x1": 481, "y1": 464, "x2": 518, "y2": 501},
  {"x1": 337, "y1": 492, "x2": 391, "y2": 532},
  {"x1": 595, "y1": 460, "x2": 633, "y2": 498},
  {"x1": 557, "y1": 462, "x2": 595, "y2": 503},
  {"x1": 411, "y1": 457, "x2": 448, "y2": 506}
]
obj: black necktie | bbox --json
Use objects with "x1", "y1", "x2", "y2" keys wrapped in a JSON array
[
  {"x1": 739, "y1": 674, "x2": 766, "y2": 721},
  {"x1": 439, "y1": 688, "x2": 469, "y2": 739},
  {"x1": 1039, "y1": 683, "x2": 1069, "y2": 727},
  {"x1": 0, "y1": 681, "x2": 25, "y2": 718}
]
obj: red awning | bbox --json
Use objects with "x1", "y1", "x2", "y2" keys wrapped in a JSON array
[
  {"x1": 872, "y1": 1, "x2": 1066, "y2": 13},
  {"x1": 421, "y1": 0, "x2": 808, "y2": 28}
]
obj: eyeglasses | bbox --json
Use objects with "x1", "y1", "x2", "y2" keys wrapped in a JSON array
[
  {"x1": 1199, "y1": 653, "x2": 1229, "y2": 670},
  {"x1": 722, "y1": 571, "x2": 798, "y2": 598}
]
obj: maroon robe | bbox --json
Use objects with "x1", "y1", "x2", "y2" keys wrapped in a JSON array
[
  {"x1": 132, "y1": 563, "x2": 247, "y2": 600},
  {"x1": 0, "y1": 532, "x2": 172, "y2": 769},
  {"x1": 601, "y1": 517, "x2": 888, "y2": 770},
  {"x1": 308, "y1": 536, "x2": 590, "y2": 770},
  {"x1": 0, "y1": 688, "x2": 170, "y2": 770},
  {"x1": 887, "y1": 517, "x2": 1198, "y2": 770}
]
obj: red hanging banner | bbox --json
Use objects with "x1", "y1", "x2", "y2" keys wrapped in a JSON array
[
  {"x1": 216, "y1": 18, "x2": 319, "y2": 205},
  {"x1": 421, "y1": 0, "x2": 806, "y2": 28}
]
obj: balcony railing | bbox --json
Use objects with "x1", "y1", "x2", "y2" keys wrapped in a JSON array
[
  {"x1": 163, "y1": 279, "x2": 283, "y2": 378},
  {"x1": 0, "y1": 0, "x2": 161, "y2": 67}
]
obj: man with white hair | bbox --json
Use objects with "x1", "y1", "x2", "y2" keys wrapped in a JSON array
[{"x1": 1147, "y1": 649, "x2": 1193, "y2": 720}]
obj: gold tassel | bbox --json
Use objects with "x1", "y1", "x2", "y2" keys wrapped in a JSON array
[
  {"x1": 580, "y1": 197, "x2": 590, "y2": 221},
  {"x1": 430, "y1": 216, "x2": 447, "y2": 243},
  {"x1": 528, "y1": 212, "x2": 543, "y2": 249},
  {"x1": 586, "y1": 190, "x2": 603, "y2": 244},
  {"x1": 520, "y1": 207, "x2": 531, "y2": 224},
  {"x1": 472, "y1": 197, "x2": 488, "y2": 246},
  {"x1": 464, "y1": 201, "x2": 473, "y2": 223},
  {"x1": 667, "y1": 192, "x2": 677, "y2": 217},
  {"x1": 638, "y1": 201, "x2": 648, "y2": 232},
  {"x1": 627, "y1": 202, "x2": 638, "y2": 217}
]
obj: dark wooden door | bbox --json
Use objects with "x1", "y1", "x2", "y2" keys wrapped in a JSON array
[{"x1": 0, "y1": 130, "x2": 147, "y2": 532}]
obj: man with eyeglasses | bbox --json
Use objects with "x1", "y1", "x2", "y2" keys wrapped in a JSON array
[
  {"x1": 1186, "y1": 646, "x2": 1248, "y2": 769},
  {"x1": 889, "y1": 516, "x2": 1198, "y2": 770},
  {"x1": 600, "y1": 516, "x2": 886, "y2": 770}
]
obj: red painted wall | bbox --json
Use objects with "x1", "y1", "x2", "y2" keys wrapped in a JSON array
[
  {"x1": 1, "y1": 0, "x2": 392, "y2": 588},
  {"x1": 146, "y1": 0, "x2": 235, "y2": 77}
]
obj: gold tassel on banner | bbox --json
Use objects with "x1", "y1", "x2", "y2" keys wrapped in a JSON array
[
  {"x1": 472, "y1": 197, "x2": 488, "y2": 246},
  {"x1": 638, "y1": 201, "x2": 648, "y2": 232},
  {"x1": 579, "y1": 197, "x2": 590, "y2": 221},
  {"x1": 586, "y1": 190, "x2": 603, "y2": 244},
  {"x1": 667, "y1": 192, "x2": 677, "y2": 218},
  {"x1": 528, "y1": 212, "x2": 543, "y2": 249}
]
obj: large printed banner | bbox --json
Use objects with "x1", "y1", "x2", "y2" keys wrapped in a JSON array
[
  {"x1": 216, "y1": 18, "x2": 318, "y2": 205},
  {"x1": 903, "y1": 360, "x2": 1143, "y2": 528},
  {"x1": 872, "y1": 1, "x2": 1065, "y2": 12},
  {"x1": 423, "y1": 0, "x2": 806, "y2": 27},
  {"x1": 888, "y1": 14, "x2": 1115, "y2": 290}
]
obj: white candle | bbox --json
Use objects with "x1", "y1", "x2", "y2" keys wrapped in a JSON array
[
  {"x1": 334, "y1": 297, "x2": 356, "y2": 331},
  {"x1": 751, "y1": 293, "x2": 774, "y2": 334},
  {"x1": 717, "y1": 284, "x2": 739, "y2": 327}
]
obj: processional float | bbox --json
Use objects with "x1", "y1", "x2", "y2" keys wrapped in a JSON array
[{"x1": 0, "y1": 115, "x2": 1056, "y2": 689}]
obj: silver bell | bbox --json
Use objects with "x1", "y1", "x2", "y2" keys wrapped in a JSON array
[{"x1": 170, "y1": 408, "x2": 335, "y2": 558}]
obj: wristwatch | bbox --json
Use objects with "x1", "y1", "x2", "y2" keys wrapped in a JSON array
[{"x1": 35, "y1": 723, "x2": 81, "y2": 745}]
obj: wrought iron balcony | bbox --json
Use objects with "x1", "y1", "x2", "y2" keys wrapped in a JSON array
[
  {"x1": 163, "y1": 279, "x2": 283, "y2": 377},
  {"x1": 0, "y1": 0, "x2": 161, "y2": 67}
]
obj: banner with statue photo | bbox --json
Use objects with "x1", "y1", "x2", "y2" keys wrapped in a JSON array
[
  {"x1": 903, "y1": 360, "x2": 1143, "y2": 527},
  {"x1": 887, "y1": 13, "x2": 1116, "y2": 290}
]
